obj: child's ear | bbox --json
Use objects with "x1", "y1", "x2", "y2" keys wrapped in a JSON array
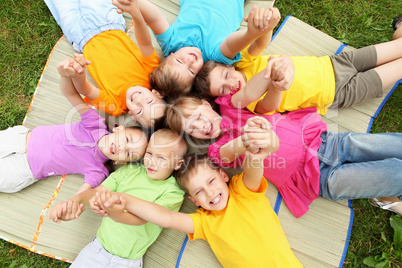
[
  {"x1": 188, "y1": 195, "x2": 199, "y2": 207},
  {"x1": 219, "y1": 168, "x2": 229, "y2": 182},
  {"x1": 201, "y1": 99, "x2": 212, "y2": 108},
  {"x1": 174, "y1": 159, "x2": 184, "y2": 170},
  {"x1": 112, "y1": 124, "x2": 126, "y2": 132},
  {"x1": 151, "y1": 89, "x2": 164, "y2": 99}
]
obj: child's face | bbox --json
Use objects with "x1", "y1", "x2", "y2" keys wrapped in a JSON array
[
  {"x1": 143, "y1": 136, "x2": 184, "y2": 181},
  {"x1": 126, "y1": 86, "x2": 166, "y2": 128},
  {"x1": 98, "y1": 126, "x2": 148, "y2": 162},
  {"x1": 187, "y1": 165, "x2": 230, "y2": 211},
  {"x1": 166, "y1": 47, "x2": 203, "y2": 86},
  {"x1": 208, "y1": 65, "x2": 246, "y2": 97},
  {"x1": 181, "y1": 100, "x2": 222, "y2": 140}
]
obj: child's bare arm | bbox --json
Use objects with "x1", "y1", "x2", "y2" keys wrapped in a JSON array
[
  {"x1": 47, "y1": 200, "x2": 85, "y2": 223},
  {"x1": 47, "y1": 186, "x2": 107, "y2": 223},
  {"x1": 57, "y1": 54, "x2": 99, "y2": 113},
  {"x1": 231, "y1": 56, "x2": 275, "y2": 109},
  {"x1": 254, "y1": 55, "x2": 295, "y2": 114},
  {"x1": 103, "y1": 192, "x2": 194, "y2": 234},
  {"x1": 57, "y1": 58, "x2": 90, "y2": 115},
  {"x1": 219, "y1": 135, "x2": 248, "y2": 164},
  {"x1": 246, "y1": 7, "x2": 281, "y2": 57},
  {"x1": 113, "y1": 0, "x2": 169, "y2": 35},
  {"x1": 241, "y1": 117, "x2": 279, "y2": 191},
  {"x1": 220, "y1": 6, "x2": 277, "y2": 60}
]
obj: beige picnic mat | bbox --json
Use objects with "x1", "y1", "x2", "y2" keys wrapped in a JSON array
[{"x1": 0, "y1": 0, "x2": 399, "y2": 266}]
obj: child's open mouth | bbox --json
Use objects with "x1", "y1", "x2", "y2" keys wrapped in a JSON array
[
  {"x1": 189, "y1": 52, "x2": 198, "y2": 61},
  {"x1": 206, "y1": 123, "x2": 213, "y2": 135},
  {"x1": 110, "y1": 143, "x2": 116, "y2": 154},
  {"x1": 147, "y1": 168, "x2": 157, "y2": 173},
  {"x1": 130, "y1": 91, "x2": 141, "y2": 102},
  {"x1": 210, "y1": 194, "x2": 221, "y2": 205}
]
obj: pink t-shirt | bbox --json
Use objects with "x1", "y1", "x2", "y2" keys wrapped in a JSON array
[
  {"x1": 209, "y1": 92, "x2": 327, "y2": 217},
  {"x1": 27, "y1": 109, "x2": 110, "y2": 188}
]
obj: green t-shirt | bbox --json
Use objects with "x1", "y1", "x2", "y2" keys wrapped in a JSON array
[{"x1": 97, "y1": 164, "x2": 184, "y2": 259}]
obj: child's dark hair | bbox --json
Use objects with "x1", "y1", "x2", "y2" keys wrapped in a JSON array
[
  {"x1": 194, "y1": 60, "x2": 227, "y2": 98},
  {"x1": 149, "y1": 60, "x2": 192, "y2": 102},
  {"x1": 176, "y1": 153, "x2": 219, "y2": 195}
]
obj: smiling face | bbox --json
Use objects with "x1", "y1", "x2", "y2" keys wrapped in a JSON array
[
  {"x1": 186, "y1": 164, "x2": 230, "y2": 211},
  {"x1": 98, "y1": 126, "x2": 148, "y2": 162},
  {"x1": 143, "y1": 129, "x2": 187, "y2": 181},
  {"x1": 208, "y1": 65, "x2": 247, "y2": 97},
  {"x1": 181, "y1": 100, "x2": 223, "y2": 140},
  {"x1": 126, "y1": 86, "x2": 166, "y2": 128},
  {"x1": 165, "y1": 47, "x2": 203, "y2": 86}
]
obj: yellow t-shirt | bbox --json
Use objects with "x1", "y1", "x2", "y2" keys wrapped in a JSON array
[
  {"x1": 234, "y1": 48, "x2": 335, "y2": 115},
  {"x1": 189, "y1": 173, "x2": 302, "y2": 268},
  {"x1": 83, "y1": 30, "x2": 160, "y2": 116}
]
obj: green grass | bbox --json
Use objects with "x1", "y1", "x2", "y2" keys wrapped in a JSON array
[{"x1": 0, "y1": 0, "x2": 401, "y2": 267}]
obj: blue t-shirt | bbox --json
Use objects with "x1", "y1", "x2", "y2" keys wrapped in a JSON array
[{"x1": 155, "y1": 0, "x2": 244, "y2": 65}]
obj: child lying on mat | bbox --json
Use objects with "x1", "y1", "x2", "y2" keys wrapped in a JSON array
[
  {"x1": 45, "y1": 0, "x2": 165, "y2": 129},
  {"x1": 194, "y1": 22, "x2": 402, "y2": 116},
  {"x1": 166, "y1": 95, "x2": 402, "y2": 217},
  {"x1": 92, "y1": 126, "x2": 302, "y2": 267},
  {"x1": 47, "y1": 128, "x2": 187, "y2": 267},
  {"x1": 0, "y1": 58, "x2": 148, "y2": 195},
  {"x1": 113, "y1": 0, "x2": 281, "y2": 100}
]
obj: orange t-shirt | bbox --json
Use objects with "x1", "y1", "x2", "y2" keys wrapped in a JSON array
[{"x1": 83, "y1": 30, "x2": 160, "y2": 116}]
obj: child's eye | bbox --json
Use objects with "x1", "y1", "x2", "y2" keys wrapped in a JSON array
[
  {"x1": 176, "y1": 59, "x2": 183, "y2": 64},
  {"x1": 225, "y1": 72, "x2": 228, "y2": 79},
  {"x1": 147, "y1": 99, "x2": 154, "y2": 104},
  {"x1": 209, "y1": 178, "x2": 215, "y2": 184},
  {"x1": 137, "y1": 109, "x2": 142, "y2": 115},
  {"x1": 189, "y1": 69, "x2": 194, "y2": 75},
  {"x1": 126, "y1": 137, "x2": 129, "y2": 142}
]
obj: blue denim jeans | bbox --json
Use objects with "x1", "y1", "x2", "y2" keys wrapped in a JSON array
[
  {"x1": 44, "y1": 0, "x2": 126, "y2": 52},
  {"x1": 318, "y1": 132, "x2": 402, "y2": 201}
]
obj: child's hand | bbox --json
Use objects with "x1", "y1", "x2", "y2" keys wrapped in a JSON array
[
  {"x1": 265, "y1": 55, "x2": 295, "y2": 91},
  {"x1": 57, "y1": 53, "x2": 90, "y2": 78},
  {"x1": 112, "y1": 0, "x2": 137, "y2": 14},
  {"x1": 241, "y1": 117, "x2": 272, "y2": 154},
  {"x1": 245, "y1": 6, "x2": 281, "y2": 36},
  {"x1": 89, "y1": 194, "x2": 108, "y2": 217},
  {"x1": 89, "y1": 187, "x2": 112, "y2": 217},
  {"x1": 47, "y1": 200, "x2": 85, "y2": 223}
]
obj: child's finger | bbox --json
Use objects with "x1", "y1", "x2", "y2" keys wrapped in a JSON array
[
  {"x1": 263, "y1": 9, "x2": 272, "y2": 29},
  {"x1": 264, "y1": 55, "x2": 275, "y2": 79}
]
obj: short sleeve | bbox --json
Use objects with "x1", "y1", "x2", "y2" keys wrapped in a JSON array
[
  {"x1": 230, "y1": 173, "x2": 268, "y2": 197},
  {"x1": 84, "y1": 169, "x2": 109, "y2": 188},
  {"x1": 154, "y1": 26, "x2": 173, "y2": 57},
  {"x1": 188, "y1": 210, "x2": 205, "y2": 241},
  {"x1": 141, "y1": 49, "x2": 161, "y2": 73},
  {"x1": 84, "y1": 94, "x2": 125, "y2": 117},
  {"x1": 101, "y1": 164, "x2": 142, "y2": 191},
  {"x1": 153, "y1": 181, "x2": 184, "y2": 212},
  {"x1": 79, "y1": 108, "x2": 105, "y2": 127},
  {"x1": 210, "y1": 47, "x2": 241, "y2": 66}
]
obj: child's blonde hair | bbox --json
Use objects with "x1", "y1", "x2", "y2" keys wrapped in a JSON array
[
  {"x1": 176, "y1": 153, "x2": 220, "y2": 195},
  {"x1": 193, "y1": 60, "x2": 226, "y2": 98},
  {"x1": 149, "y1": 59, "x2": 193, "y2": 101},
  {"x1": 151, "y1": 128, "x2": 188, "y2": 157},
  {"x1": 165, "y1": 96, "x2": 204, "y2": 134}
]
